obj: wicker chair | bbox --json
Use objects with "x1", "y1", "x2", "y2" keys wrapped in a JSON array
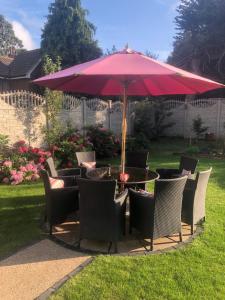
[
  {"x1": 126, "y1": 151, "x2": 149, "y2": 169},
  {"x1": 77, "y1": 178, "x2": 128, "y2": 253},
  {"x1": 126, "y1": 151, "x2": 149, "y2": 190},
  {"x1": 41, "y1": 169, "x2": 79, "y2": 235},
  {"x1": 75, "y1": 151, "x2": 107, "y2": 178},
  {"x1": 129, "y1": 176, "x2": 187, "y2": 251},
  {"x1": 182, "y1": 168, "x2": 212, "y2": 234},
  {"x1": 156, "y1": 156, "x2": 199, "y2": 179},
  {"x1": 46, "y1": 157, "x2": 81, "y2": 186}
]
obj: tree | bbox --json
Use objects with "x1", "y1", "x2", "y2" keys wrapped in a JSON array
[
  {"x1": 0, "y1": 15, "x2": 23, "y2": 56},
  {"x1": 42, "y1": 55, "x2": 63, "y2": 147},
  {"x1": 168, "y1": 0, "x2": 225, "y2": 82},
  {"x1": 41, "y1": 0, "x2": 102, "y2": 67},
  {"x1": 134, "y1": 99, "x2": 175, "y2": 141},
  {"x1": 192, "y1": 115, "x2": 208, "y2": 140}
]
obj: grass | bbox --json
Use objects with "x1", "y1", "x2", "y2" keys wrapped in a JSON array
[
  {"x1": 50, "y1": 139, "x2": 225, "y2": 300},
  {"x1": 0, "y1": 181, "x2": 45, "y2": 258}
]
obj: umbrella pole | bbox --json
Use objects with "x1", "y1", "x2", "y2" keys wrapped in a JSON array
[{"x1": 121, "y1": 85, "x2": 127, "y2": 174}]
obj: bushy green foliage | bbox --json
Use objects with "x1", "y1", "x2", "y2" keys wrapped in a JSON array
[
  {"x1": 85, "y1": 124, "x2": 120, "y2": 158},
  {"x1": 42, "y1": 55, "x2": 63, "y2": 147},
  {"x1": 185, "y1": 145, "x2": 200, "y2": 155},
  {"x1": 41, "y1": 0, "x2": 102, "y2": 67},
  {"x1": 0, "y1": 15, "x2": 23, "y2": 55},
  {"x1": 169, "y1": 0, "x2": 225, "y2": 82},
  {"x1": 192, "y1": 115, "x2": 208, "y2": 140},
  {"x1": 134, "y1": 100, "x2": 175, "y2": 141}
]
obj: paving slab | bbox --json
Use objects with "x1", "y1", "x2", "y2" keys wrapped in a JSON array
[{"x1": 0, "y1": 239, "x2": 90, "y2": 300}]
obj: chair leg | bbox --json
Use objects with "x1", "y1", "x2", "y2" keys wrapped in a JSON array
[
  {"x1": 49, "y1": 224, "x2": 53, "y2": 235},
  {"x1": 75, "y1": 238, "x2": 82, "y2": 249},
  {"x1": 191, "y1": 224, "x2": 194, "y2": 235},
  {"x1": 108, "y1": 241, "x2": 112, "y2": 254},
  {"x1": 114, "y1": 242, "x2": 118, "y2": 253},
  {"x1": 129, "y1": 224, "x2": 132, "y2": 234},
  {"x1": 150, "y1": 239, "x2": 154, "y2": 251},
  {"x1": 179, "y1": 231, "x2": 183, "y2": 242}
]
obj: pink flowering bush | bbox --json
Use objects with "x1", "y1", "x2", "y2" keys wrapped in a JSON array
[
  {"x1": 53, "y1": 130, "x2": 93, "y2": 168},
  {"x1": 0, "y1": 140, "x2": 49, "y2": 185}
]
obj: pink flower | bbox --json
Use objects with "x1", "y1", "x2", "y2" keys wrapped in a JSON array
[
  {"x1": 19, "y1": 166, "x2": 27, "y2": 172},
  {"x1": 18, "y1": 147, "x2": 28, "y2": 153},
  {"x1": 45, "y1": 151, "x2": 51, "y2": 157},
  {"x1": 10, "y1": 170, "x2": 17, "y2": 176},
  {"x1": 39, "y1": 157, "x2": 45, "y2": 164},
  {"x1": 31, "y1": 174, "x2": 39, "y2": 181},
  {"x1": 2, "y1": 177, "x2": 9, "y2": 184},
  {"x1": 3, "y1": 160, "x2": 12, "y2": 168}
]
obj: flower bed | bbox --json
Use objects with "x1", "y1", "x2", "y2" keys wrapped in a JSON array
[{"x1": 0, "y1": 140, "x2": 51, "y2": 185}]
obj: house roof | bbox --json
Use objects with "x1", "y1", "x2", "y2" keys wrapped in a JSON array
[{"x1": 0, "y1": 49, "x2": 42, "y2": 79}]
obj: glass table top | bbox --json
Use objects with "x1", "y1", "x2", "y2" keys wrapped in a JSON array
[{"x1": 86, "y1": 166, "x2": 159, "y2": 185}]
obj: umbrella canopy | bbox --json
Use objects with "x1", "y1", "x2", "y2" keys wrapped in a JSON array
[
  {"x1": 34, "y1": 48, "x2": 224, "y2": 96},
  {"x1": 34, "y1": 48, "x2": 224, "y2": 174}
]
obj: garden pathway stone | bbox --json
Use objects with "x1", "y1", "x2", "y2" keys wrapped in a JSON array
[{"x1": 0, "y1": 239, "x2": 90, "y2": 300}]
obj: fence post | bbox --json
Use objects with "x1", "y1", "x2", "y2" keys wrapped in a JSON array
[
  {"x1": 82, "y1": 98, "x2": 87, "y2": 135},
  {"x1": 216, "y1": 99, "x2": 222, "y2": 139},
  {"x1": 108, "y1": 100, "x2": 112, "y2": 130}
]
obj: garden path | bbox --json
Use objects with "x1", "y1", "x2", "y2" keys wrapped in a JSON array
[{"x1": 0, "y1": 239, "x2": 90, "y2": 300}]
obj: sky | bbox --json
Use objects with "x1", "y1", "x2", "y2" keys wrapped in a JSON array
[{"x1": 0, "y1": 0, "x2": 180, "y2": 61}]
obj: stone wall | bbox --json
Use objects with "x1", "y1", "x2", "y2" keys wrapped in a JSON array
[{"x1": 0, "y1": 90, "x2": 224, "y2": 147}]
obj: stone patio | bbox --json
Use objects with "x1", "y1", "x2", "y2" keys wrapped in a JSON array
[{"x1": 52, "y1": 214, "x2": 195, "y2": 254}]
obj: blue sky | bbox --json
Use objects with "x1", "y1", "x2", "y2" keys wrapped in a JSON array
[{"x1": 0, "y1": 0, "x2": 180, "y2": 61}]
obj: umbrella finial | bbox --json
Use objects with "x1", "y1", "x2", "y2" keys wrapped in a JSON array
[{"x1": 124, "y1": 43, "x2": 129, "y2": 50}]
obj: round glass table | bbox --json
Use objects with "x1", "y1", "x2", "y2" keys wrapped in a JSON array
[{"x1": 86, "y1": 166, "x2": 159, "y2": 188}]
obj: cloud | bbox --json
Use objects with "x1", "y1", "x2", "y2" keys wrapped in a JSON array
[{"x1": 12, "y1": 20, "x2": 36, "y2": 50}]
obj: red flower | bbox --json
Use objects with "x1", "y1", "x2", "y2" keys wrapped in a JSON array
[{"x1": 39, "y1": 157, "x2": 45, "y2": 164}]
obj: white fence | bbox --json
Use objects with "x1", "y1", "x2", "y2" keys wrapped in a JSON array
[{"x1": 0, "y1": 90, "x2": 224, "y2": 147}]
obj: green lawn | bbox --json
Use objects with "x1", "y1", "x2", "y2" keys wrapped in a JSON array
[
  {"x1": 0, "y1": 181, "x2": 45, "y2": 258},
  {"x1": 1, "y1": 139, "x2": 225, "y2": 299}
]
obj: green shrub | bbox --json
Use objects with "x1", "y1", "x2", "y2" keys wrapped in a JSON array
[
  {"x1": 85, "y1": 124, "x2": 120, "y2": 158},
  {"x1": 185, "y1": 145, "x2": 200, "y2": 155},
  {"x1": 134, "y1": 100, "x2": 175, "y2": 141},
  {"x1": 192, "y1": 115, "x2": 208, "y2": 140}
]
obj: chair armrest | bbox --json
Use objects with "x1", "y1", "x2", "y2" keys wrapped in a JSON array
[
  {"x1": 52, "y1": 175, "x2": 80, "y2": 187},
  {"x1": 58, "y1": 168, "x2": 81, "y2": 176},
  {"x1": 96, "y1": 162, "x2": 108, "y2": 168},
  {"x1": 156, "y1": 168, "x2": 179, "y2": 173},
  {"x1": 115, "y1": 189, "x2": 128, "y2": 205},
  {"x1": 51, "y1": 186, "x2": 79, "y2": 192}
]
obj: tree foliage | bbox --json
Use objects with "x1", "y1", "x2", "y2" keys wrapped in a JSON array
[
  {"x1": 41, "y1": 0, "x2": 102, "y2": 67},
  {"x1": 0, "y1": 15, "x2": 23, "y2": 55},
  {"x1": 168, "y1": 0, "x2": 225, "y2": 82},
  {"x1": 134, "y1": 99, "x2": 175, "y2": 141},
  {"x1": 192, "y1": 115, "x2": 208, "y2": 140},
  {"x1": 42, "y1": 55, "x2": 63, "y2": 147}
]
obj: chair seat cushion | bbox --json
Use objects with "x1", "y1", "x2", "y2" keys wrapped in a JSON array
[
  {"x1": 81, "y1": 161, "x2": 96, "y2": 169},
  {"x1": 49, "y1": 177, "x2": 64, "y2": 189},
  {"x1": 138, "y1": 189, "x2": 154, "y2": 197},
  {"x1": 181, "y1": 169, "x2": 191, "y2": 176}
]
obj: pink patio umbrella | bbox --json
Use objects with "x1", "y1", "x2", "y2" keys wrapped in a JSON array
[{"x1": 34, "y1": 47, "x2": 224, "y2": 174}]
